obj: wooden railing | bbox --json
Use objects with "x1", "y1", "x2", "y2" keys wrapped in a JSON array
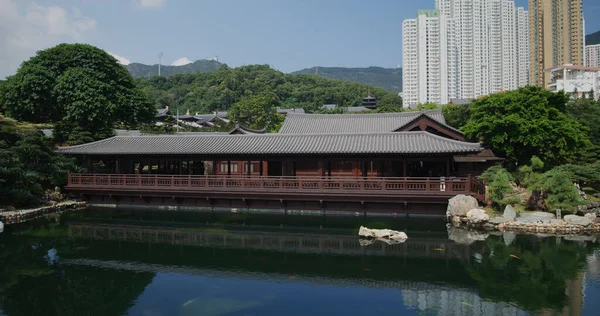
[{"x1": 67, "y1": 173, "x2": 485, "y2": 198}]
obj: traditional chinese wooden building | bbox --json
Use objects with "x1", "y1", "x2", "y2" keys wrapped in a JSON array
[{"x1": 58, "y1": 110, "x2": 499, "y2": 214}]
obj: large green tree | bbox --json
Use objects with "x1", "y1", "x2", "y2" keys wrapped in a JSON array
[
  {"x1": 227, "y1": 92, "x2": 283, "y2": 131},
  {"x1": 0, "y1": 44, "x2": 155, "y2": 143},
  {"x1": 462, "y1": 86, "x2": 590, "y2": 167}
]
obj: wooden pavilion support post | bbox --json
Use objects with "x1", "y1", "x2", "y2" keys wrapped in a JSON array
[
  {"x1": 259, "y1": 160, "x2": 264, "y2": 177},
  {"x1": 247, "y1": 160, "x2": 251, "y2": 177},
  {"x1": 227, "y1": 160, "x2": 231, "y2": 177}
]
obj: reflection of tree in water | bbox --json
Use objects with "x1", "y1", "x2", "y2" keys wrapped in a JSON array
[
  {"x1": 467, "y1": 235, "x2": 596, "y2": 312},
  {"x1": 0, "y1": 233, "x2": 154, "y2": 316}
]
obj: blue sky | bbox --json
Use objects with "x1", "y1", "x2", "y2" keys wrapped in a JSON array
[{"x1": 1, "y1": 0, "x2": 599, "y2": 78}]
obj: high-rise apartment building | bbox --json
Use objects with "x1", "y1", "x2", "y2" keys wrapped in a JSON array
[
  {"x1": 401, "y1": 1, "x2": 528, "y2": 107},
  {"x1": 402, "y1": 10, "x2": 456, "y2": 107},
  {"x1": 585, "y1": 45, "x2": 600, "y2": 68},
  {"x1": 529, "y1": 0, "x2": 584, "y2": 87},
  {"x1": 516, "y1": 7, "x2": 530, "y2": 87}
]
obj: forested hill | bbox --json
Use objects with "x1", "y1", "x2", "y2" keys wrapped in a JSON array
[
  {"x1": 126, "y1": 60, "x2": 223, "y2": 78},
  {"x1": 134, "y1": 64, "x2": 402, "y2": 114},
  {"x1": 292, "y1": 66, "x2": 403, "y2": 94},
  {"x1": 587, "y1": 30, "x2": 600, "y2": 46}
]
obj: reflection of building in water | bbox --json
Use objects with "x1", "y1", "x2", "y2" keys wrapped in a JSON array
[
  {"x1": 68, "y1": 222, "x2": 473, "y2": 260},
  {"x1": 401, "y1": 286, "x2": 527, "y2": 316}
]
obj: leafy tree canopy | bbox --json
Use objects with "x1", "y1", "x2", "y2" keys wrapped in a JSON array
[
  {"x1": 0, "y1": 43, "x2": 155, "y2": 143},
  {"x1": 0, "y1": 115, "x2": 82, "y2": 208},
  {"x1": 442, "y1": 103, "x2": 471, "y2": 129},
  {"x1": 462, "y1": 86, "x2": 590, "y2": 167},
  {"x1": 227, "y1": 92, "x2": 283, "y2": 132}
]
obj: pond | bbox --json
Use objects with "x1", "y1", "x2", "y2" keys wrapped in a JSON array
[{"x1": 0, "y1": 209, "x2": 599, "y2": 316}]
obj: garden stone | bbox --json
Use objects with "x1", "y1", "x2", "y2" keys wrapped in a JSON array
[
  {"x1": 503, "y1": 205, "x2": 516, "y2": 221},
  {"x1": 564, "y1": 215, "x2": 593, "y2": 227},
  {"x1": 466, "y1": 209, "x2": 489, "y2": 224},
  {"x1": 447, "y1": 195, "x2": 479, "y2": 217},
  {"x1": 489, "y1": 217, "x2": 511, "y2": 224},
  {"x1": 584, "y1": 213, "x2": 596, "y2": 221},
  {"x1": 503, "y1": 231, "x2": 516, "y2": 246}
]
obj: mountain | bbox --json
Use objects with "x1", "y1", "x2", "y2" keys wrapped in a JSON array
[
  {"x1": 126, "y1": 59, "x2": 223, "y2": 78},
  {"x1": 587, "y1": 30, "x2": 600, "y2": 46},
  {"x1": 292, "y1": 66, "x2": 402, "y2": 94}
]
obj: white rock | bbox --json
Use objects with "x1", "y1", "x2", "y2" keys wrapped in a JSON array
[
  {"x1": 585, "y1": 213, "x2": 597, "y2": 221},
  {"x1": 0, "y1": 220, "x2": 3, "y2": 233},
  {"x1": 358, "y1": 226, "x2": 408, "y2": 241},
  {"x1": 503, "y1": 205, "x2": 517, "y2": 221},
  {"x1": 466, "y1": 208, "x2": 489, "y2": 224},
  {"x1": 564, "y1": 214, "x2": 593, "y2": 227},
  {"x1": 447, "y1": 194, "x2": 479, "y2": 217}
]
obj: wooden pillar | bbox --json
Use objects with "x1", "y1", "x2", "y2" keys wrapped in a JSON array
[
  {"x1": 115, "y1": 159, "x2": 121, "y2": 174},
  {"x1": 259, "y1": 160, "x2": 264, "y2": 176},
  {"x1": 361, "y1": 159, "x2": 367, "y2": 178},
  {"x1": 446, "y1": 157, "x2": 450, "y2": 177},
  {"x1": 403, "y1": 159, "x2": 407, "y2": 177},
  {"x1": 227, "y1": 160, "x2": 231, "y2": 177},
  {"x1": 319, "y1": 159, "x2": 324, "y2": 177},
  {"x1": 292, "y1": 160, "x2": 297, "y2": 177},
  {"x1": 327, "y1": 160, "x2": 332, "y2": 178},
  {"x1": 247, "y1": 160, "x2": 251, "y2": 176}
]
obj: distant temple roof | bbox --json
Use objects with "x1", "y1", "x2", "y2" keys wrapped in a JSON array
[
  {"x1": 56, "y1": 131, "x2": 481, "y2": 156},
  {"x1": 454, "y1": 149, "x2": 504, "y2": 162},
  {"x1": 279, "y1": 109, "x2": 448, "y2": 134},
  {"x1": 228, "y1": 124, "x2": 267, "y2": 135}
]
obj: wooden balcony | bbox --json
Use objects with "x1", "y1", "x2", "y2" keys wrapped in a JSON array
[{"x1": 67, "y1": 173, "x2": 485, "y2": 204}]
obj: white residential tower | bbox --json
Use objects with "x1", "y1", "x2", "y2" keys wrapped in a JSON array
[{"x1": 402, "y1": 0, "x2": 529, "y2": 108}]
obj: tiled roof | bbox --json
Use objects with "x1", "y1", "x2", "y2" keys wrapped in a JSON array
[
  {"x1": 277, "y1": 108, "x2": 305, "y2": 114},
  {"x1": 229, "y1": 124, "x2": 267, "y2": 135},
  {"x1": 279, "y1": 109, "x2": 447, "y2": 134},
  {"x1": 56, "y1": 131, "x2": 481, "y2": 156}
]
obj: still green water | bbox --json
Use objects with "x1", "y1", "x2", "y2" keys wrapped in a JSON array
[{"x1": 0, "y1": 210, "x2": 599, "y2": 316}]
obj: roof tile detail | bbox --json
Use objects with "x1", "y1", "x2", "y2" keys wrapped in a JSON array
[
  {"x1": 278, "y1": 109, "x2": 447, "y2": 134},
  {"x1": 56, "y1": 131, "x2": 481, "y2": 156}
]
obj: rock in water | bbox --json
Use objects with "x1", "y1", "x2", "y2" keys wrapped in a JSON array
[
  {"x1": 466, "y1": 209, "x2": 489, "y2": 224},
  {"x1": 0, "y1": 221, "x2": 3, "y2": 233},
  {"x1": 564, "y1": 214, "x2": 593, "y2": 227},
  {"x1": 358, "y1": 226, "x2": 408, "y2": 241},
  {"x1": 503, "y1": 205, "x2": 517, "y2": 221},
  {"x1": 447, "y1": 194, "x2": 479, "y2": 217}
]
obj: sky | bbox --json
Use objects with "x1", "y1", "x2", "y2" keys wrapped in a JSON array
[{"x1": 1, "y1": 0, "x2": 600, "y2": 78}]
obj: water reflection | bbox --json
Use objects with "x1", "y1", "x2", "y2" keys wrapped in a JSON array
[{"x1": 0, "y1": 212, "x2": 598, "y2": 315}]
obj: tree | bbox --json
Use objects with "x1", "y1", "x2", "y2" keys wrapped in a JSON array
[
  {"x1": 566, "y1": 97, "x2": 600, "y2": 161},
  {"x1": 442, "y1": 103, "x2": 471, "y2": 129},
  {"x1": 0, "y1": 44, "x2": 155, "y2": 143},
  {"x1": 0, "y1": 115, "x2": 82, "y2": 208},
  {"x1": 462, "y1": 86, "x2": 590, "y2": 167},
  {"x1": 416, "y1": 102, "x2": 439, "y2": 110},
  {"x1": 479, "y1": 165, "x2": 520, "y2": 210},
  {"x1": 227, "y1": 92, "x2": 283, "y2": 131}
]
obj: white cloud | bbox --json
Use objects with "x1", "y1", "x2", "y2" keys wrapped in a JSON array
[
  {"x1": 134, "y1": 0, "x2": 165, "y2": 9},
  {"x1": 171, "y1": 57, "x2": 192, "y2": 66},
  {"x1": 108, "y1": 52, "x2": 131, "y2": 65},
  {"x1": 0, "y1": 0, "x2": 97, "y2": 78}
]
